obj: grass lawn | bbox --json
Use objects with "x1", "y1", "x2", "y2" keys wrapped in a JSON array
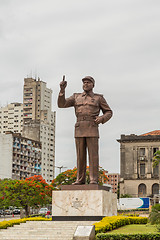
[{"x1": 106, "y1": 224, "x2": 158, "y2": 234}]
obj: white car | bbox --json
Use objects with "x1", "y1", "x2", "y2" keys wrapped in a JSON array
[{"x1": 38, "y1": 208, "x2": 49, "y2": 214}]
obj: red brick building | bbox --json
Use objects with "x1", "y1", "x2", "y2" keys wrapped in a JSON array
[{"x1": 106, "y1": 172, "x2": 120, "y2": 193}]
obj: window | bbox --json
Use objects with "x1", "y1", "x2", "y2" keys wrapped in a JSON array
[
  {"x1": 152, "y1": 183, "x2": 159, "y2": 195},
  {"x1": 153, "y1": 165, "x2": 159, "y2": 176},
  {"x1": 140, "y1": 164, "x2": 145, "y2": 175},
  {"x1": 138, "y1": 184, "x2": 146, "y2": 197},
  {"x1": 153, "y1": 148, "x2": 158, "y2": 155},
  {"x1": 139, "y1": 148, "x2": 145, "y2": 156}
]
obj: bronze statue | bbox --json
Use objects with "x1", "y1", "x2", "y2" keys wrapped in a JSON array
[{"x1": 58, "y1": 76, "x2": 112, "y2": 184}]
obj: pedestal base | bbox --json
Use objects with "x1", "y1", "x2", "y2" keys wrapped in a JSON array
[{"x1": 52, "y1": 188, "x2": 117, "y2": 221}]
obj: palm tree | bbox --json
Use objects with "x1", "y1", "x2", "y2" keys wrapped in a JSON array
[{"x1": 153, "y1": 150, "x2": 160, "y2": 201}]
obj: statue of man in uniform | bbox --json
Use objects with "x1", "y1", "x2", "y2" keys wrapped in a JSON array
[{"x1": 58, "y1": 76, "x2": 113, "y2": 185}]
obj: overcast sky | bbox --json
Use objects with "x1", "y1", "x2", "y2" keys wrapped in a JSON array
[{"x1": 0, "y1": 0, "x2": 160, "y2": 176}]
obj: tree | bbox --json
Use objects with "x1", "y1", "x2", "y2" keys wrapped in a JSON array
[
  {"x1": 149, "y1": 204, "x2": 160, "y2": 224},
  {"x1": 153, "y1": 150, "x2": 160, "y2": 168},
  {"x1": 0, "y1": 175, "x2": 54, "y2": 217},
  {"x1": 51, "y1": 167, "x2": 109, "y2": 189},
  {"x1": 153, "y1": 150, "x2": 160, "y2": 198},
  {"x1": 120, "y1": 194, "x2": 132, "y2": 198},
  {"x1": 0, "y1": 179, "x2": 14, "y2": 209}
]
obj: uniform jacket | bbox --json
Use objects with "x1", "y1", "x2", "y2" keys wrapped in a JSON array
[{"x1": 58, "y1": 91, "x2": 113, "y2": 138}]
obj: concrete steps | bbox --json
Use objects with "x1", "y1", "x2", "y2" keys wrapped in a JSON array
[{"x1": 0, "y1": 221, "x2": 95, "y2": 240}]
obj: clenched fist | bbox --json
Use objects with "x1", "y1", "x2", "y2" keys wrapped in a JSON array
[{"x1": 60, "y1": 80, "x2": 67, "y2": 93}]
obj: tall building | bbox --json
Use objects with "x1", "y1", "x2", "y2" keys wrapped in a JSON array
[
  {"x1": 0, "y1": 132, "x2": 41, "y2": 180},
  {"x1": 0, "y1": 103, "x2": 23, "y2": 134},
  {"x1": 117, "y1": 130, "x2": 160, "y2": 198},
  {"x1": 23, "y1": 78, "x2": 52, "y2": 124},
  {"x1": 22, "y1": 78, "x2": 55, "y2": 183}
]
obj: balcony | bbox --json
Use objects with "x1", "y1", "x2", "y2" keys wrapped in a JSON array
[
  {"x1": 24, "y1": 113, "x2": 32, "y2": 118},
  {"x1": 24, "y1": 98, "x2": 32, "y2": 103},
  {"x1": 24, "y1": 105, "x2": 32, "y2": 110},
  {"x1": 24, "y1": 93, "x2": 33, "y2": 97},
  {"x1": 24, "y1": 88, "x2": 32, "y2": 93},
  {"x1": 139, "y1": 174, "x2": 146, "y2": 179},
  {"x1": 23, "y1": 110, "x2": 32, "y2": 115}
]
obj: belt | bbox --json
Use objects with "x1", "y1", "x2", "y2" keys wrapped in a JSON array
[{"x1": 77, "y1": 116, "x2": 96, "y2": 122}]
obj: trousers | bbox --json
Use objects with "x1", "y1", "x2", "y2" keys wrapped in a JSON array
[{"x1": 75, "y1": 137, "x2": 99, "y2": 183}]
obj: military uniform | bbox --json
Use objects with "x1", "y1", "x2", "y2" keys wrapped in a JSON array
[{"x1": 58, "y1": 90, "x2": 112, "y2": 184}]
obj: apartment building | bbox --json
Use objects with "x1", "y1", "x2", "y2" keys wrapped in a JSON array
[
  {"x1": 22, "y1": 78, "x2": 55, "y2": 183},
  {"x1": 0, "y1": 132, "x2": 41, "y2": 180},
  {"x1": 106, "y1": 173, "x2": 120, "y2": 194},
  {"x1": 117, "y1": 130, "x2": 160, "y2": 198},
  {"x1": 23, "y1": 78, "x2": 52, "y2": 123},
  {"x1": 0, "y1": 103, "x2": 23, "y2": 134}
]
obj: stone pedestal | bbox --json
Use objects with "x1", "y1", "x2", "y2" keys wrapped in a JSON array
[{"x1": 52, "y1": 185, "x2": 117, "y2": 221}]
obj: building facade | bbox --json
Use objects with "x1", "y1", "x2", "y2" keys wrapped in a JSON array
[
  {"x1": 0, "y1": 103, "x2": 23, "y2": 134},
  {"x1": 0, "y1": 77, "x2": 55, "y2": 183},
  {"x1": 106, "y1": 173, "x2": 120, "y2": 194},
  {"x1": 0, "y1": 132, "x2": 41, "y2": 180},
  {"x1": 22, "y1": 78, "x2": 55, "y2": 183},
  {"x1": 117, "y1": 130, "x2": 160, "y2": 198},
  {"x1": 23, "y1": 78, "x2": 52, "y2": 123}
]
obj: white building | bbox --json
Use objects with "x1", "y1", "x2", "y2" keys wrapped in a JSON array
[
  {"x1": 0, "y1": 103, "x2": 23, "y2": 134},
  {"x1": 22, "y1": 78, "x2": 56, "y2": 183},
  {"x1": 0, "y1": 132, "x2": 41, "y2": 180},
  {"x1": 0, "y1": 77, "x2": 55, "y2": 183},
  {"x1": 0, "y1": 134, "x2": 12, "y2": 179}
]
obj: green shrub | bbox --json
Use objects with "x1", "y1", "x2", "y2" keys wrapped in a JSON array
[
  {"x1": 0, "y1": 217, "x2": 51, "y2": 229},
  {"x1": 118, "y1": 208, "x2": 149, "y2": 213},
  {"x1": 28, "y1": 213, "x2": 46, "y2": 218},
  {"x1": 156, "y1": 224, "x2": 160, "y2": 232},
  {"x1": 96, "y1": 233, "x2": 160, "y2": 240},
  {"x1": 152, "y1": 204, "x2": 160, "y2": 211},
  {"x1": 0, "y1": 219, "x2": 26, "y2": 229},
  {"x1": 149, "y1": 204, "x2": 160, "y2": 225},
  {"x1": 118, "y1": 213, "x2": 139, "y2": 217},
  {"x1": 94, "y1": 216, "x2": 148, "y2": 234}
]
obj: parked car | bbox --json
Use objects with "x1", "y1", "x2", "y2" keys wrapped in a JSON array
[
  {"x1": 38, "y1": 208, "x2": 50, "y2": 214},
  {"x1": 0, "y1": 210, "x2": 4, "y2": 216},
  {"x1": 13, "y1": 208, "x2": 20, "y2": 215},
  {"x1": 5, "y1": 209, "x2": 12, "y2": 215}
]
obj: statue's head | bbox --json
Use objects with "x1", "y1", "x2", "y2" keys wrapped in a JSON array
[{"x1": 82, "y1": 76, "x2": 95, "y2": 92}]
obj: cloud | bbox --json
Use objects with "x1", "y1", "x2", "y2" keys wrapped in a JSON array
[{"x1": 0, "y1": 0, "x2": 160, "y2": 175}]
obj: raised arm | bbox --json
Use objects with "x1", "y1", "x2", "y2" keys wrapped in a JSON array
[{"x1": 58, "y1": 79, "x2": 75, "y2": 108}]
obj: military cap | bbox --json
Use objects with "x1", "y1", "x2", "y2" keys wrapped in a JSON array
[{"x1": 82, "y1": 76, "x2": 95, "y2": 86}]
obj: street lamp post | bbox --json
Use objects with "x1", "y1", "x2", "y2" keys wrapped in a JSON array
[{"x1": 55, "y1": 166, "x2": 67, "y2": 174}]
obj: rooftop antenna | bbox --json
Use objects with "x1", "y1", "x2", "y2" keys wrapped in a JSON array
[{"x1": 34, "y1": 67, "x2": 38, "y2": 81}]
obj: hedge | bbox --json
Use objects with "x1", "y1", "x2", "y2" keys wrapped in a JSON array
[
  {"x1": 96, "y1": 233, "x2": 160, "y2": 240},
  {"x1": 0, "y1": 217, "x2": 51, "y2": 229},
  {"x1": 118, "y1": 208, "x2": 149, "y2": 213},
  {"x1": 94, "y1": 216, "x2": 148, "y2": 234}
]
